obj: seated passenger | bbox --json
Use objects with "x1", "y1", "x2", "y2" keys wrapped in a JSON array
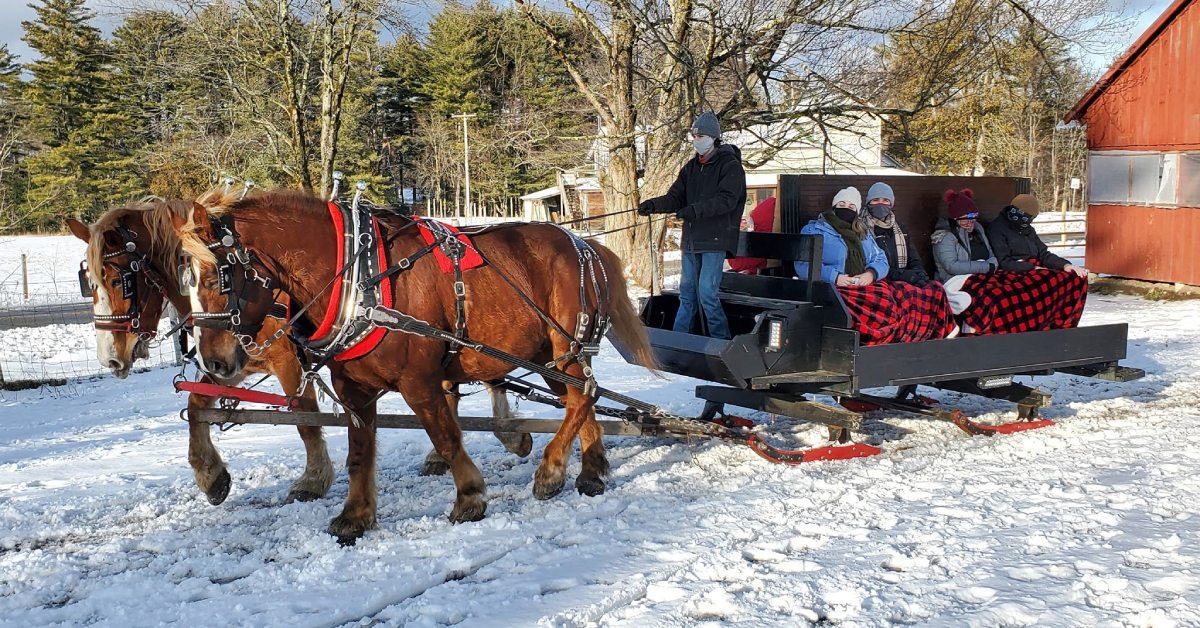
[
  {"x1": 987, "y1": 193, "x2": 1088, "y2": 277},
  {"x1": 728, "y1": 196, "x2": 776, "y2": 275},
  {"x1": 862, "y1": 182, "x2": 932, "y2": 286},
  {"x1": 795, "y1": 187, "x2": 957, "y2": 345},
  {"x1": 934, "y1": 189, "x2": 1087, "y2": 334}
]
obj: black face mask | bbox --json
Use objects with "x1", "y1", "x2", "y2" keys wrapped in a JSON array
[
  {"x1": 867, "y1": 202, "x2": 891, "y2": 219},
  {"x1": 1005, "y1": 205, "x2": 1034, "y2": 226},
  {"x1": 833, "y1": 207, "x2": 858, "y2": 224}
]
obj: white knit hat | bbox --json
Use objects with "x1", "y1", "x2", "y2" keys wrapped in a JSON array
[{"x1": 831, "y1": 187, "x2": 862, "y2": 210}]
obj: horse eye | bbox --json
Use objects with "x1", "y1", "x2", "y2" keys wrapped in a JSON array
[{"x1": 111, "y1": 279, "x2": 122, "y2": 287}]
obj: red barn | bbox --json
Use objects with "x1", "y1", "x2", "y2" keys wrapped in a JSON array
[{"x1": 1065, "y1": 0, "x2": 1200, "y2": 285}]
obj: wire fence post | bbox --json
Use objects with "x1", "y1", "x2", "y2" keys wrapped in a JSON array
[
  {"x1": 167, "y1": 303, "x2": 184, "y2": 366},
  {"x1": 21, "y1": 254, "x2": 29, "y2": 301}
]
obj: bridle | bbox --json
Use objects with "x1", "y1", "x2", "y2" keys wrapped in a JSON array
[
  {"x1": 189, "y1": 214, "x2": 281, "y2": 356},
  {"x1": 80, "y1": 222, "x2": 168, "y2": 340}
]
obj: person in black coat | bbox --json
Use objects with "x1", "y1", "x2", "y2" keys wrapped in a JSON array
[
  {"x1": 861, "y1": 182, "x2": 930, "y2": 286},
  {"x1": 986, "y1": 194, "x2": 1088, "y2": 278},
  {"x1": 638, "y1": 111, "x2": 746, "y2": 339}
]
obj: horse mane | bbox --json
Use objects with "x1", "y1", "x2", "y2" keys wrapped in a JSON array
[
  {"x1": 182, "y1": 187, "x2": 329, "y2": 266},
  {"x1": 87, "y1": 197, "x2": 191, "y2": 285}
]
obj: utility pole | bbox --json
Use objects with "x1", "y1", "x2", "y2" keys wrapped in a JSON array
[{"x1": 451, "y1": 112, "x2": 477, "y2": 218}]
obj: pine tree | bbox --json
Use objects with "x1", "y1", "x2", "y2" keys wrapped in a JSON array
[
  {"x1": 424, "y1": 6, "x2": 491, "y2": 118},
  {"x1": 21, "y1": 0, "x2": 107, "y2": 148},
  {"x1": 377, "y1": 35, "x2": 429, "y2": 203},
  {"x1": 21, "y1": 0, "x2": 127, "y2": 223},
  {"x1": 0, "y1": 44, "x2": 32, "y2": 230}
]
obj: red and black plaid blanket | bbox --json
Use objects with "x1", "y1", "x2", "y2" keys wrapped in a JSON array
[
  {"x1": 959, "y1": 269, "x2": 1087, "y2": 334},
  {"x1": 839, "y1": 281, "x2": 957, "y2": 345}
]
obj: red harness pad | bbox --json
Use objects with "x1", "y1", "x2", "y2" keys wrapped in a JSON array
[
  {"x1": 309, "y1": 202, "x2": 394, "y2": 362},
  {"x1": 416, "y1": 219, "x2": 485, "y2": 273}
]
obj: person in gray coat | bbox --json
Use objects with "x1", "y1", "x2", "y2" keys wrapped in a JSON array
[{"x1": 931, "y1": 188, "x2": 997, "y2": 283}]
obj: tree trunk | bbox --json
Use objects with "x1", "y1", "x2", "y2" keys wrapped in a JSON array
[{"x1": 600, "y1": 17, "x2": 658, "y2": 287}]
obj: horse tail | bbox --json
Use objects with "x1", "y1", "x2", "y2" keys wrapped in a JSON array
[{"x1": 592, "y1": 241, "x2": 660, "y2": 373}]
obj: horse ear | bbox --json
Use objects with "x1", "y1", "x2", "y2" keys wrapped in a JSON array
[
  {"x1": 183, "y1": 201, "x2": 207, "y2": 231},
  {"x1": 66, "y1": 218, "x2": 90, "y2": 242}
]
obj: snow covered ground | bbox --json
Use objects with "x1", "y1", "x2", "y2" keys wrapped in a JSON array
[{"x1": 1, "y1": 289, "x2": 1196, "y2": 627}]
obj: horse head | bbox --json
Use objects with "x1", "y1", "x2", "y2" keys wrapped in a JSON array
[
  {"x1": 173, "y1": 201, "x2": 279, "y2": 381},
  {"x1": 67, "y1": 203, "x2": 183, "y2": 378}
]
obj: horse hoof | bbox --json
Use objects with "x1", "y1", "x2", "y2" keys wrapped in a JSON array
[
  {"x1": 285, "y1": 489, "x2": 321, "y2": 504},
  {"x1": 328, "y1": 514, "x2": 374, "y2": 546},
  {"x1": 532, "y1": 467, "x2": 565, "y2": 500},
  {"x1": 575, "y1": 476, "x2": 606, "y2": 497},
  {"x1": 449, "y1": 498, "x2": 487, "y2": 523},
  {"x1": 420, "y1": 459, "x2": 450, "y2": 476},
  {"x1": 512, "y1": 433, "x2": 533, "y2": 457},
  {"x1": 206, "y1": 469, "x2": 231, "y2": 505}
]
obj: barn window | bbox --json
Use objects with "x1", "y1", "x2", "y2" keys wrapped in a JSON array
[
  {"x1": 1179, "y1": 155, "x2": 1200, "y2": 208},
  {"x1": 1088, "y1": 154, "x2": 1129, "y2": 203},
  {"x1": 1088, "y1": 152, "x2": 1182, "y2": 207}
]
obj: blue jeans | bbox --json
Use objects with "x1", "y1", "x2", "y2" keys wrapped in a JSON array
[{"x1": 674, "y1": 251, "x2": 730, "y2": 339}]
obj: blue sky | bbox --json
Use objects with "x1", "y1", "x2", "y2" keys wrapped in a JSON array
[{"x1": 0, "y1": 0, "x2": 1176, "y2": 72}]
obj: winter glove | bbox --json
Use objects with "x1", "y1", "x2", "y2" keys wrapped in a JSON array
[
  {"x1": 676, "y1": 205, "x2": 697, "y2": 221},
  {"x1": 636, "y1": 200, "x2": 655, "y2": 216}
]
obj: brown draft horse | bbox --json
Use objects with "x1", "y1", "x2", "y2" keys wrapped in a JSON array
[
  {"x1": 67, "y1": 201, "x2": 335, "y2": 505},
  {"x1": 175, "y1": 189, "x2": 656, "y2": 544}
]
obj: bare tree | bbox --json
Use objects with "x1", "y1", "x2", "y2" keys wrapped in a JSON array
[{"x1": 518, "y1": 0, "x2": 1130, "y2": 286}]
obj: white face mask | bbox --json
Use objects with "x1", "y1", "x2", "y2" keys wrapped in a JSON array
[{"x1": 692, "y1": 136, "x2": 714, "y2": 155}]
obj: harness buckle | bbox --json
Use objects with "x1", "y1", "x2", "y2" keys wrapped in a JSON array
[
  {"x1": 454, "y1": 281, "x2": 466, "y2": 298},
  {"x1": 398, "y1": 258, "x2": 411, "y2": 270}
]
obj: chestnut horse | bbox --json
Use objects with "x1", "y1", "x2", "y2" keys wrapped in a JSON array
[
  {"x1": 68, "y1": 201, "x2": 527, "y2": 505},
  {"x1": 175, "y1": 190, "x2": 656, "y2": 543},
  {"x1": 67, "y1": 201, "x2": 333, "y2": 505}
]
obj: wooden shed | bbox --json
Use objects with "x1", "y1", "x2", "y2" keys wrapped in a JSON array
[{"x1": 1065, "y1": 0, "x2": 1200, "y2": 285}]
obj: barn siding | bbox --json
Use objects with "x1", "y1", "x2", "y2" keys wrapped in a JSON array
[
  {"x1": 1086, "y1": 205, "x2": 1200, "y2": 284},
  {"x1": 1082, "y1": 2, "x2": 1200, "y2": 151}
]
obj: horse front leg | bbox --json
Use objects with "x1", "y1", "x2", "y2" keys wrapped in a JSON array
[
  {"x1": 328, "y1": 376, "x2": 380, "y2": 545},
  {"x1": 186, "y1": 373, "x2": 235, "y2": 505},
  {"x1": 270, "y1": 354, "x2": 333, "y2": 503},
  {"x1": 403, "y1": 380, "x2": 487, "y2": 523}
]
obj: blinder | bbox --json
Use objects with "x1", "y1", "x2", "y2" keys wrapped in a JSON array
[
  {"x1": 178, "y1": 254, "x2": 195, "y2": 296},
  {"x1": 78, "y1": 262, "x2": 92, "y2": 298},
  {"x1": 191, "y1": 215, "x2": 275, "y2": 341}
]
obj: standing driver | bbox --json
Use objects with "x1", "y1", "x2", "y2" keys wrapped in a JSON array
[{"x1": 637, "y1": 111, "x2": 746, "y2": 339}]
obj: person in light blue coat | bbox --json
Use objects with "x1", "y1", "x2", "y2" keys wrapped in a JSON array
[
  {"x1": 794, "y1": 187, "x2": 889, "y2": 288},
  {"x1": 792, "y1": 187, "x2": 957, "y2": 345}
]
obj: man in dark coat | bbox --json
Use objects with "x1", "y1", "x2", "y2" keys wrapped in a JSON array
[
  {"x1": 986, "y1": 194, "x2": 1088, "y2": 277},
  {"x1": 638, "y1": 111, "x2": 746, "y2": 339},
  {"x1": 861, "y1": 182, "x2": 931, "y2": 286}
]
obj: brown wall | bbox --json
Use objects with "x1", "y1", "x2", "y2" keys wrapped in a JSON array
[
  {"x1": 1082, "y1": 2, "x2": 1200, "y2": 151},
  {"x1": 1087, "y1": 205, "x2": 1200, "y2": 284}
]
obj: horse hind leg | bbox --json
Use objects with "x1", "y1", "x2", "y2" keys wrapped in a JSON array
[
  {"x1": 487, "y1": 381, "x2": 532, "y2": 457},
  {"x1": 574, "y1": 410, "x2": 608, "y2": 496},
  {"x1": 271, "y1": 357, "x2": 334, "y2": 503},
  {"x1": 533, "y1": 360, "x2": 606, "y2": 500}
]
